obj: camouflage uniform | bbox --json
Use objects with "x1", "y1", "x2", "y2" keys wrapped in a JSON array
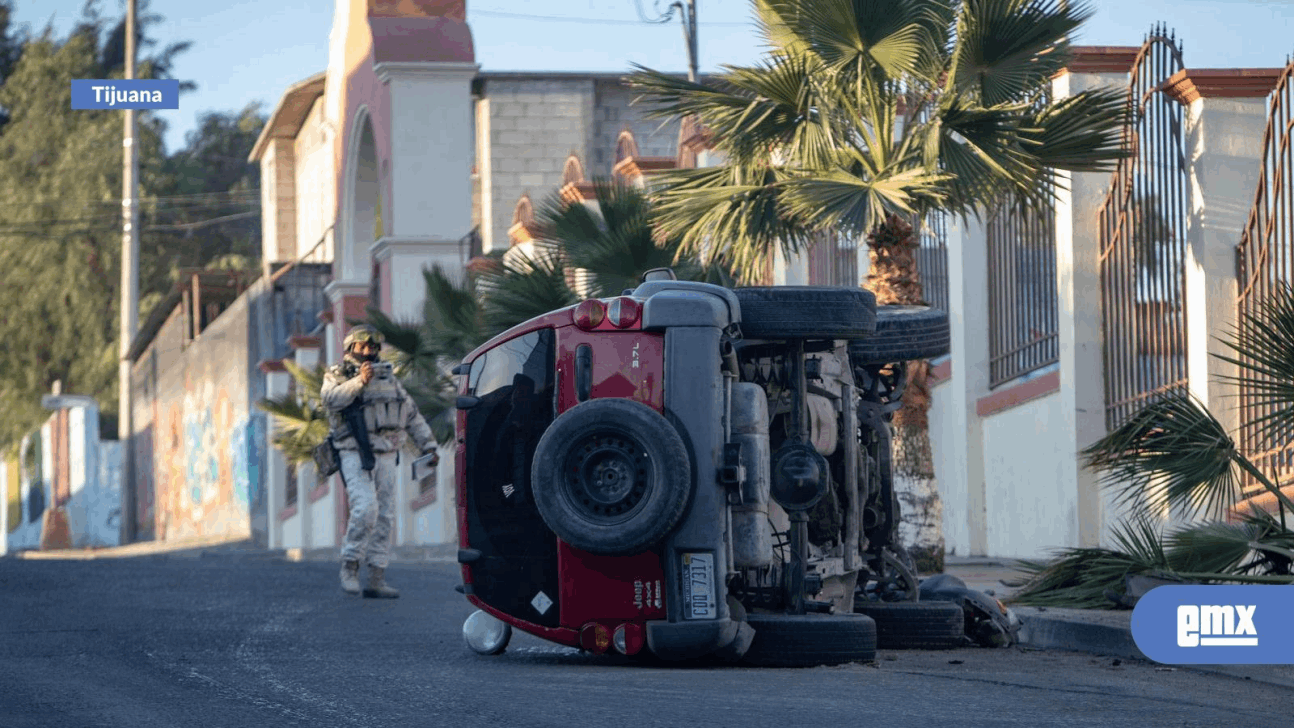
[{"x1": 321, "y1": 346, "x2": 435, "y2": 581}]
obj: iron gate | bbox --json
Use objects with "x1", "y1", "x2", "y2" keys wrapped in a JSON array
[
  {"x1": 1236, "y1": 59, "x2": 1294, "y2": 495},
  {"x1": 1098, "y1": 26, "x2": 1190, "y2": 430}
]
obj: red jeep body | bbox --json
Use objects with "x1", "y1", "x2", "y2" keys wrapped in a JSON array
[{"x1": 455, "y1": 281, "x2": 744, "y2": 659}]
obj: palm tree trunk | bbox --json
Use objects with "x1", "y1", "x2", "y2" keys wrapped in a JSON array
[{"x1": 866, "y1": 213, "x2": 945, "y2": 574}]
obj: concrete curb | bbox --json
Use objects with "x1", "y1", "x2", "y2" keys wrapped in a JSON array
[
  {"x1": 1015, "y1": 607, "x2": 1145, "y2": 661},
  {"x1": 1013, "y1": 606, "x2": 1294, "y2": 689}
]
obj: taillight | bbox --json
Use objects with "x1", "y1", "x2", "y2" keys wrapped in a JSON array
[
  {"x1": 612, "y1": 623, "x2": 645, "y2": 655},
  {"x1": 606, "y1": 297, "x2": 641, "y2": 328},
  {"x1": 573, "y1": 299, "x2": 606, "y2": 330},
  {"x1": 579, "y1": 623, "x2": 612, "y2": 653}
]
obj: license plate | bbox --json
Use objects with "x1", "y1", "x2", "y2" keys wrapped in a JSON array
[{"x1": 682, "y1": 552, "x2": 716, "y2": 620}]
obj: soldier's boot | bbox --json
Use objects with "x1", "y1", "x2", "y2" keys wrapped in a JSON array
[
  {"x1": 363, "y1": 566, "x2": 400, "y2": 599},
  {"x1": 339, "y1": 559, "x2": 361, "y2": 595}
]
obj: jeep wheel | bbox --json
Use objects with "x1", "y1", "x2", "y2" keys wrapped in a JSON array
[
  {"x1": 741, "y1": 613, "x2": 877, "y2": 667},
  {"x1": 531, "y1": 398, "x2": 691, "y2": 556},
  {"x1": 734, "y1": 286, "x2": 877, "y2": 340},
  {"x1": 851, "y1": 601, "x2": 965, "y2": 650},
  {"x1": 847, "y1": 305, "x2": 950, "y2": 364}
]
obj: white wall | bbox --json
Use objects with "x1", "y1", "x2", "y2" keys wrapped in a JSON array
[
  {"x1": 980, "y1": 392, "x2": 1076, "y2": 558},
  {"x1": 928, "y1": 375, "x2": 969, "y2": 557}
]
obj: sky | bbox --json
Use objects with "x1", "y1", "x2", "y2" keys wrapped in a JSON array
[{"x1": 11, "y1": 0, "x2": 1294, "y2": 154}]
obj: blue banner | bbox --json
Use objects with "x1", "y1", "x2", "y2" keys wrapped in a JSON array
[
  {"x1": 1131, "y1": 584, "x2": 1294, "y2": 664},
  {"x1": 71, "y1": 79, "x2": 179, "y2": 110}
]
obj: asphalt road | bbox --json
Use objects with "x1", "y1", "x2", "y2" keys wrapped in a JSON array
[{"x1": 1, "y1": 553, "x2": 1289, "y2": 728}]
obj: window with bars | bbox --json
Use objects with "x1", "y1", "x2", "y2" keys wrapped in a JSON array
[
  {"x1": 915, "y1": 211, "x2": 949, "y2": 311},
  {"x1": 986, "y1": 193, "x2": 1059, "y2": 388}
]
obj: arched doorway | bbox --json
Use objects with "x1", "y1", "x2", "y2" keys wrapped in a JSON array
[{"x1": 342, "y1": 109, "x2": 384, "y2": 285}]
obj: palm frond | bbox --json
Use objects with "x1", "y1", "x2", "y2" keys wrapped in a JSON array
[
  {"x1": 479, "y1": 246, "x2": 579, "y2": 335},
  {"x1": 1080, "y1": 391, "x2": 1241, "y2": 520},
  {"x1": 1166, "y1": 518, "x2": 1271, "y2": 575},
  {"x1": 1025, "y1": 86, "x2": 1129, "y2": 173},
  {"x1": 1216, "y1": 281, "x2": 1294, "y2": 451},
  {"x1": 647, "y1": 166, "x2": 817, "y2": 280},
  {"x1": 1009, "y1": 516, "x2": 1170, "y2": 607},
  {"x1": 256, "y1": 385, "x2": 329, "y2": 468},
  {"x1": 365, "y1": 306, "x2": 430, "y2": 364},
  {"x1": 951, "y1": 0, "x2": 1091, "y2": 106},
  {"x1": 420, "y1": 264, "x2": 488, "y2": 360}
]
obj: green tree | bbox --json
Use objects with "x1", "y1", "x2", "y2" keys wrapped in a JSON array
[
  {"x1": 628, "y1": 0, "x2": 1128, "y2": 572},
  {"x1": 0, "y1": 22, "x2": 165, "y2": 449},
  {"x1": 138, "y1": 104, "x2": 265, "y2": 318},
  {"x1": 0, "y1": 2, "x2": 261, "y2": 450}
]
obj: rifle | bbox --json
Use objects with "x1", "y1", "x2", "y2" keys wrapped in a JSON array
[{"x1": 339, "y1": 363, "x2": 377, "y2": 472}]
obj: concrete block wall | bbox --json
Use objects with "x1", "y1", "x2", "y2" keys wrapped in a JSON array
[
  {"x1": 475, "y1": 75, "x2": 686, "y2": 252},
  {"x1": 590, "y1": 79, "x2": 680, "y2": 174},
  {"x1": 478, "y1": 77, "x2": 597, "y2": 251}
]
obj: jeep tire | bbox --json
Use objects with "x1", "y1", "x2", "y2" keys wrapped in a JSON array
[
  {"x1": 850, "y1": 600, "x2": 965, "y2": 650},
  {"x1": 847, "y1": 305, "x2": 950, "y2": 364},
  {"x1": 531, "y1": 398, "x2": 691, "y2": 556},
  {"x1": 734, "y1": 286, "x2": 877, "y2": 340},
  {"x1": 741, "y1": 613, "x2": 878, "y2": 667}
]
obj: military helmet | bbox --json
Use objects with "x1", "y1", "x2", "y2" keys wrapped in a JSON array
[{"x1": 344, "y1": 324, "x2": 384, "y2": 350}]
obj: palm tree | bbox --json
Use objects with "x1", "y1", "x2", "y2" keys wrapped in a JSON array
[
  {"x1": 539, "y1": 178, "x2": 736, "y2": 297},
  {"x1": 627, "y1": 0, "x2": 1128, "y2": 572},
  {"x1": 1012, "y1": 284, "x2": 1294, "y2": 606},
  {"x1": 256, "y1": 360, "x2": 330, "y2": 467}
]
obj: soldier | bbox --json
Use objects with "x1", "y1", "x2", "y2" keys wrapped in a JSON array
[{"x1": 322, "y1": 324, "x2": 438, "y2": 598}]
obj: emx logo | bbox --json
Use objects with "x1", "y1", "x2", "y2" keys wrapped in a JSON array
[
  {"x1": 1133, "y1": 585, "x2": 1293, "y2": 664},
  {"x1": 1176, "y1": 605, "x2": 1257, "y2": 647}
]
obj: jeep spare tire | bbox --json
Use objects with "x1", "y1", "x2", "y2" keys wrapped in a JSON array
[
  {"x1": 531, "y1": 398, "x2": 691, "y2": 556},
  {"x1": 735, "y1": 286, "x2": 877, "y2": 340},
  {"x1": 847, "y1": 305, "x2": 950, "y2": 364}
]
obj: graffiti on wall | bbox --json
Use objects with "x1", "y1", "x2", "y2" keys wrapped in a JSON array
[{"x1": 147, "y1": 378, "x2": 254, "y2": 541}]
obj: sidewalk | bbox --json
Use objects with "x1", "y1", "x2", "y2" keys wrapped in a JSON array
[
  {"x1": 942, "y1": 555, "x2": 1294, "y2": 689},
  {"x1": 12, "y1": 539, "x2": 1294, "y2": 687}
]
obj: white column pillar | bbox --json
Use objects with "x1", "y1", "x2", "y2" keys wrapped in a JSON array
[
  {"x1": 1180, "y1": 84, "x2": 1274, "y2": 446},
  {"x1": 262, "y1": 366, "x2": 290, "y2": 550},
  {"x1": 371, "y1": 237, "x2": 466, "y2": 321},
  {"x1": 945, "y1": 215, "x2": 990, "y2": 555},
  {"x1": 373, "y1": 61, "x2": 478, "y2": 323},
  {"x1": 1052, "y1": 68, "x2": 1131, "y2": 548}
]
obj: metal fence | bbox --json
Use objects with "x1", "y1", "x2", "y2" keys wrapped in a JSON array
[
  {"x1": 1236, "y1": 60, "x2": 1294, "y2": 495},
  {"x1": 986, "y1": 191, "x2": 1058, "y2": 388},
  {"x1": 915, "y1": 211, "x2": 949, "y2": 311},
  {"x1": 807, "y1": 229, "x2": 859, "y2": 288},
  {"x1": 1098, "y1": 27, "x2": 1190, "y2": 430},
  {"x1": 804, "y1": 215, "x2": 947, "y2": 312}
]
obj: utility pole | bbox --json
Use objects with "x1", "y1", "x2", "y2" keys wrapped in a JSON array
[
  {"x1": 118, "y1": 0, "x2": 139, "y2": 545},
  {"x1": 681, "y1": 0, "x2": 698, "y2": 83},
  {"x1": 636, "y1": 0, "x2": 699, "y2": 82}
]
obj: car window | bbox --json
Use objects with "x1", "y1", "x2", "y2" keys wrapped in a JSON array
[{"x1": 468, "y1": 329, "x2": 553, "y2": 398}]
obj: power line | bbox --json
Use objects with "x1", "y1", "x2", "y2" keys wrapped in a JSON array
[
  {"x1": 472, "y1": 7, "x2": 745, "y2": 27},
  {"x1": 144, "y1": 211, "x2": 259, "y2": 231}
]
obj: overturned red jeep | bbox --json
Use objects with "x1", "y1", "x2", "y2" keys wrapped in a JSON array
[{"x1": 453, "y1": 269, "x2": 956, "y2": 666}]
